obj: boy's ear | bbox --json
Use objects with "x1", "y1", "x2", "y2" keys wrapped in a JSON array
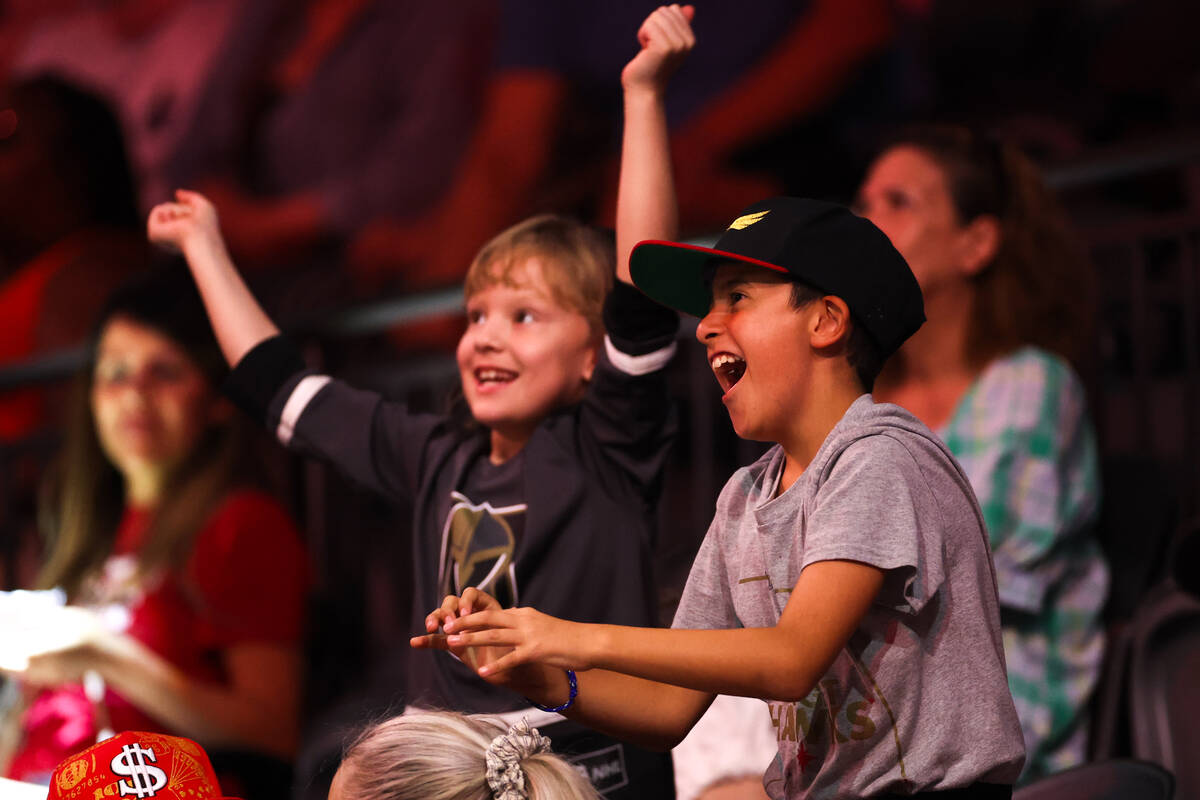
[
  {"x1": 809, "y1": 296, "x2": 851, "y2": 350},
  {"x1": 580, "y1": 342, "x2": 598, "y2": 383},
  {"x1": 958, "y1": 214, "x2": 1001, "y2": 277}
]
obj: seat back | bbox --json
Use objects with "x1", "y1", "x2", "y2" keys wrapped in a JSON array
[
  {"x1": 1128, "y1": 586, "x2": 1200, "y2": 799},
  {"x1": 1013, "y1": 759, "x2": 1174, "y2": 800}
]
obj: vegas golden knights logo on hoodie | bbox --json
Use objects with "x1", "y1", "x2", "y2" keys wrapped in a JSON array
[{"x1": 438, "y1": 492, "x2": 525, "y2": 608}]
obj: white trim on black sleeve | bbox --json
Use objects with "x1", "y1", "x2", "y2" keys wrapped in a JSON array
[
  {"x1": 604, "y1": 335, "x2": 677, "y2": 376},
  {"x1": 277, "y1": 375, "x2": 332, "y2": 445}
]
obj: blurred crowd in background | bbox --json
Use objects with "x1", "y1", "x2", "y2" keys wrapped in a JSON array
[{"x1": 1, "y1": 1, "x2": 1199, "y2": 799}]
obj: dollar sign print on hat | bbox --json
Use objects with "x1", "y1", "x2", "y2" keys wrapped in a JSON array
[
  {"x1": 111, "y1": 742, "x2": 168, "y2": 798},
  {"x1": 47, "y1": 731, "x2": 242, "y2": 800}
]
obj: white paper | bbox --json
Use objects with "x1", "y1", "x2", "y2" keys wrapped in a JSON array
[
  {"x1": 0, "y1": 590, "x2": 127, "y2": 673},
  {"x1": 0, "y1": 776, "x2": 47, "y2": 800}
]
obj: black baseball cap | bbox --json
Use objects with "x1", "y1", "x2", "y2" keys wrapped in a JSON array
[{"x1": 629, "y1": 197, "x2": 926, "y2": 359}]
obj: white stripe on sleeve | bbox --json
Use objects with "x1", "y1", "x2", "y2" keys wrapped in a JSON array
[
  {"x1": 604, "y1": 335, "x2": 677, "y2": 376},
  {"x1": 276, "y1": 375, "x2": 332, "y2": 446}
]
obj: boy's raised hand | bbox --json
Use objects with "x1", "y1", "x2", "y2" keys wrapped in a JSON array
[
  {"x1": 147, "y1": 189, "x2": 224, "y2": 255},
  {"x1": 622, "y1": 4, "x2": 695, "y2": 96}
]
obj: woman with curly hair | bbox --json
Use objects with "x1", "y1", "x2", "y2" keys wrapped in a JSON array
[{"x1": 861, "y1": 126, "x2": 1107, "y2": 782}]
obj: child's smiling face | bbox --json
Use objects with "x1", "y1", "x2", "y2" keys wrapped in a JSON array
[
  {"x1": 457, "y1": 257, "x2": 597, "y2": 454},
  {"x1": 697, "y1": 261, "x2": 815, "y2": 443}
]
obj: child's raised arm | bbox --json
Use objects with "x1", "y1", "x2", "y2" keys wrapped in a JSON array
[
  {"x1": 615, "y1": 4, "x2": 695, "y2": 285},
  {"x1": 147, "y1": 189, "x2": 280, "y2": 366}
]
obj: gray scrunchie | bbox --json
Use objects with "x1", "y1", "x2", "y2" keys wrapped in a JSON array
[{"x1": 484, "y1": 718, "x2": 552, "y2": 800}]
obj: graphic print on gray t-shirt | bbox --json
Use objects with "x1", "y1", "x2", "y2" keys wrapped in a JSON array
[{"x1": 438, "y1": 452, "x2": 526, "y2": 608}]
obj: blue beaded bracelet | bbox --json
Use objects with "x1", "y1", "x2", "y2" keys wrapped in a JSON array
[{"x1": 526, "y1": 669, "x2": 577, "y2": 713}]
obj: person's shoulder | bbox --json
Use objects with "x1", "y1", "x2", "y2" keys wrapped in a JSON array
[
  {"x1": 989, "y1": 344, "x2": 1069, "y2": 375},
  {"x1": 826, "y1": 429, "x2": 930, "y2": 495},
  {"x1": 820, "y1": 396, "x2": 940, "y2": 469},
  {"x1": 972, "y1": 346, "x2": 1089, "y2": 431},
  {"x1": 210, "y1": 486, "x2": 293, "y2": 518},
  {"x1": 198, "y1": 488, "x2": 302, "y2": 550},
  {"x1": 824, "y1": 400, "x2": 973, "y2": 505},
  {"x1": 182, "y1": 488, "x2": 309, "y2": 597},
  {"x1": 982, "y1": 346, "x2": 1085, "y2": 396}
]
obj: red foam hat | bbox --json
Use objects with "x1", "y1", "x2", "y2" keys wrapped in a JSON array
[{"x1": 48, "y1": 731, "x2": 242, "y2": 800}]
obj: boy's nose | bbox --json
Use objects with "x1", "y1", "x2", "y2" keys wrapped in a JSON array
[
  {"x1": 695, "y1": 307, "x2": 724, "y2": 343},
  {"x1": 473, "y1": 323, "x2": 505, "y2": 352},
  {"x1": 114, "y1": 373, "x2": 154, "y2": 405}
]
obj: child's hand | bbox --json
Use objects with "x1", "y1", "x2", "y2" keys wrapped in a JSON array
[
  {"x1": 419, "y1": 587, "x2": 501, "y2": 635},
  {"x1": 411, "y1": 588, "x2": 515, "y2": 678},
  {"x1": 622, "y1": 4, "x2": 695, "y2": 96},
  {"x1": 439, "y1": 606, "x2": 594, "y2": 679},
  {"x1": 146, "y1": 189, "x2": 223, "y2": 255}
]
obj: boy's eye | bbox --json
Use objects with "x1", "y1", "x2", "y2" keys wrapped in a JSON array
[
  {"x1": 94, "y1": 363, "x2": 128, "y2": 385},
  {"x1": 728, "y1": 291, "x2": 746, "y2": 304},
  {"x1": 884, "y1": 189, "x2": 910, "y2": 210},
  {"x1": 467, "y1": 309, "x2": 484, "y2": 324},
  {"x1": 147, "y1": 361, "x2": 185, "y2": 383},
  {"x1": 515, "y1": 309, "x2": 535, "y2": 324}
]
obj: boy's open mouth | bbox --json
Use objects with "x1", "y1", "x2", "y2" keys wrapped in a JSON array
[
  {"x1": 474, "y1": 367, "x2": 518, "y2": 385},
  {"x1": 710, "y1": 353, "x2": 746, "y2": 394}
]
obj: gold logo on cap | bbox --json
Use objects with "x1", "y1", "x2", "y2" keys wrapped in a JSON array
[{"x1": 728, "y1": 210, "x2": 770, "y2": 231}]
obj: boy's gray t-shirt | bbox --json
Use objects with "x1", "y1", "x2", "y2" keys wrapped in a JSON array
[{"x1": 673, "y1": 395, "x2": 1025, "y2": 799}]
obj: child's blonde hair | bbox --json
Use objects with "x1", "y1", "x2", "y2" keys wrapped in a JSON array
[
  {"x1": 337, "y1": 711, "x2": 600, "y2": 800},
  {"x1": 464, "y1": 215, "x2": 614, "y2": 337}
]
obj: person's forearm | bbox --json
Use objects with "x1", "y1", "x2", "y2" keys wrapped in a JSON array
[
  {"x1": 92, "y1": 634, "x2": 298, "y2": 757},
  {"x1": 513, "y1": 625, "x2": 820, "y2": 750},
  {"x1": 585, "y1": 624, "x2": 825, "y2": 702},
  {"x1": 567, "y1": 563, "x2": 881, "y2": 703},
  {"x1": 519, "y1": 664, "x2": 712, "y2": 751},
  {"x1": 616, "y1": 87, "x2": 679, "y2": 284},
  {"x1": 180, "y1": 232, "x2": 280, "y2": 366}
]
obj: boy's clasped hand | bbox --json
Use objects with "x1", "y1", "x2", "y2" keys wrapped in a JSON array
[{"x1": 411, "y1": 587, "x2": 590, "y2": 684}]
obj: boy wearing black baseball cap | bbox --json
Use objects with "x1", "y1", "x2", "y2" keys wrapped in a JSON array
[
  {"x1": 420, "y1": 191, "x2": 1022, "y2": 796},
  {"x1": 419, "y1": 198, "x2": 1027, "y2": 798}
]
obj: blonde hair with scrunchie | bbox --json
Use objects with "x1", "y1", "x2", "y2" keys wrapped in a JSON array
[
  {"x1": 335, "y1": 710, "x2": 600, "y2": 800},
  {"x1": 485, "y1": 718, "x2": 551, "y2": 799}
]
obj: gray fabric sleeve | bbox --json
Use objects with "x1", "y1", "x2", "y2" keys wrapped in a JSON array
[
  {"x1": 672, "y1": 530, "x2": 739, "y2": 630},
  {"x1": 671, "y1": 495, "x2": 741, "y2": 631},
  {"x1": 802, "y1": 436, "x2": 946, "y2": 615}
]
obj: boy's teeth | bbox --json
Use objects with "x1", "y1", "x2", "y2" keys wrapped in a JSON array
[
  {"x1": 710, "y1": 354, "x2": 743, "y2": 370},
  {"x1": 710, "y1": 353, "x2": 747, "y2": 387},
  {"x1": 477, "y1": 368, "x2": 517, "y2": 382}
]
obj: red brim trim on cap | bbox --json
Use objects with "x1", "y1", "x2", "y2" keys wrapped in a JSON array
[
  {"x1": 637, "y1": 240, "x2": 790, "y2": 275},
  {"x1": 629, "y1": 240, "x2": 788, "y2": 317}
]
